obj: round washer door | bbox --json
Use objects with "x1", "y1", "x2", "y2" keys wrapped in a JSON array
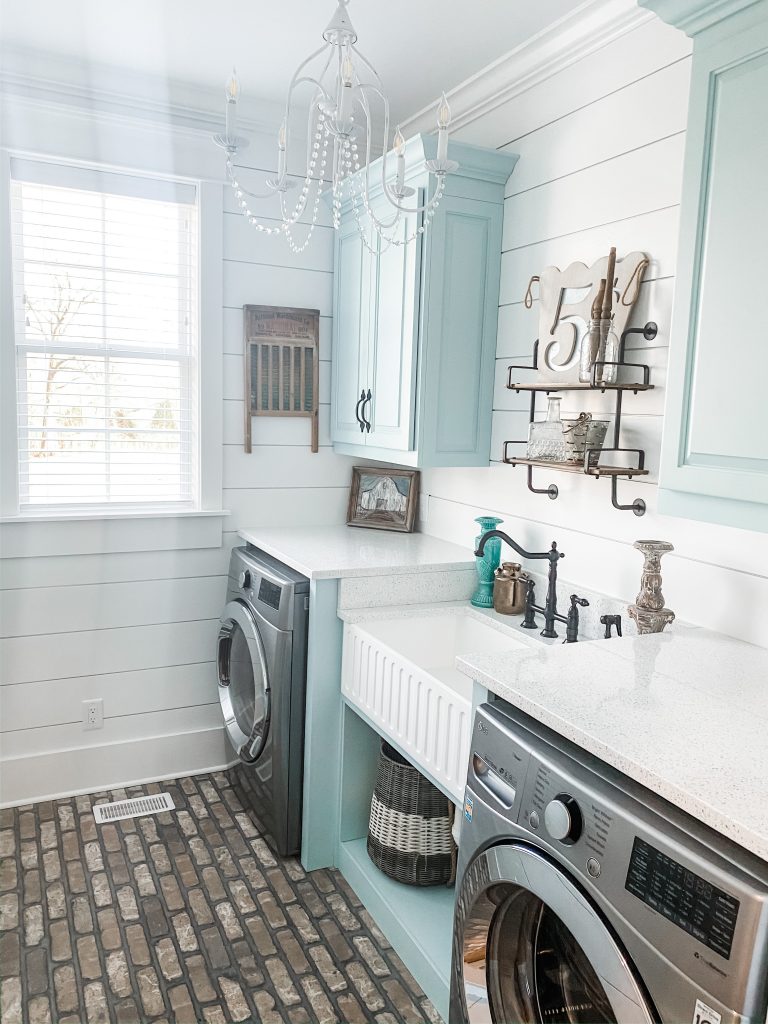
[
  {"x1": 455, "y1": 843, "x2": 655, "y2": 1024},
  {"x1": 217, "y1": 600, "x2": 271, "y2": 764}
]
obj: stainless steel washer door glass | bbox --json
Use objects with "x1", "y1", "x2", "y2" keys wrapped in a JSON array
[
  {"x1": 489, "y1": 889, "x2": 614, "y2": 1022},
  {"x1": 456, "y1": 845, "x2": 653, "y2": 1024},
  {"x1": 218, "y1": 600, "x2": 270, "y2": 763}
]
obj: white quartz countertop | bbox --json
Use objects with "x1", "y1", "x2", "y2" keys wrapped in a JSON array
[
  {"x1": 237, "y1": 526, "x2": 474, "y2": 580},
  {"x1": 455, "y1": 624, "x2": 768, "y2": 861}
]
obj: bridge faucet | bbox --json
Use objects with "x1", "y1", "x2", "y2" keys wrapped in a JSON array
[{"x1": 474, "y1": 530, "x2": 567, "y2": 639}]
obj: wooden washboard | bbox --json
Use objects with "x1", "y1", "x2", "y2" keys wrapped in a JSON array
[{"x1": 244, "y1": 305, "x2": 320, "y2": 453}]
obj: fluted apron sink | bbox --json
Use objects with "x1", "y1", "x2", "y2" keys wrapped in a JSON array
[{"x1": 341, "y1": 610, "x2": 529, "y2": 802}]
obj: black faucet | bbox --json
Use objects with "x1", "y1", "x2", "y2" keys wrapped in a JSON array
[{"x1": 475, "y1": 531, "x2": 571, "y2": 639}]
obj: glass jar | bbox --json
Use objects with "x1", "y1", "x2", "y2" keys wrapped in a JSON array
[
  {"x1": 595, "y1": 320, "x2": 619, "y2": 385},
  {"x1": 527, "y1": 396, "x2": 567, "y2": 462}
]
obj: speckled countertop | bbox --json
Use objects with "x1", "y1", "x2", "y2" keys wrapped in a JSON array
[
  {"x1": 455, "y1": 624, "x2": 768, "y2": 862},
  {"x1": 237, "y1": 526, "x2": 474, "y2": 579}
]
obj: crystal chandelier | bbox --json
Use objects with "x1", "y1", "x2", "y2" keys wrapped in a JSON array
[{"x1": 213, "y1": 0, "x2": 457, "y2": 254}]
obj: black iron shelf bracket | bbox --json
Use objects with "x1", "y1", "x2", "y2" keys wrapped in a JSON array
[{"x1": 501, "y1": 322, "x2": 658, "y2": 515}]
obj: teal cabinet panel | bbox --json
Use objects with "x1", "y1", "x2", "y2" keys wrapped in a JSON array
[
  {"x1": 331, "y1": 217, "x2": 371, "y2": 446},
  {"x1": 419, "y1": 196, "x2": 502, "y2": 466},
  {"x1": 330, "y1": 136, "x2": 517, "y2": 468},
  {"x1": 367, "y1": 194, "x2": 421, "y2": 452},
  {"x1": 644, "y1": 0, "x2": 768, "y2": 531}
]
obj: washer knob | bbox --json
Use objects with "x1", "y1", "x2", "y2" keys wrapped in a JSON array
[
  {"x1": 544, "y1": 794, "x2": 582, "y2": 844},
  {"x1": 238, "y1": 570, "x2": 251, "y2": 590}
]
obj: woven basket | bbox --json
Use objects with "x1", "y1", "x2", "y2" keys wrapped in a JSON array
[{"x1": 367, "y1": 741, "x2": 456, "y2": 887}]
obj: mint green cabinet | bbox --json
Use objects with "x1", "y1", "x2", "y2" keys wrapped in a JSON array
[
  {"x1": 643, "y1": 0, "x2": 768, "y2": 531},
  {"x1": 330, "y1": 136, "x2": 517, "y2": 467}
]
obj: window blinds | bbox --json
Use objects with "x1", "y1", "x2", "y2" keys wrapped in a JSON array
[{"x1": 10, "y1": 158, "x2": 199, "y2": 510}]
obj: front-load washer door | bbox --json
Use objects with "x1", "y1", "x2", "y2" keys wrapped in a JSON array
[
  {"x1": 454, "y1": 844, "x2": 656, "y2": 1024},
  {"x1": 218, "y1": 600, "x2": 271, "y2": 764}
]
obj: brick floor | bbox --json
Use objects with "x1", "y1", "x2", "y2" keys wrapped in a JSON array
[{"x1": 0, "y1": 771, "x2": 441, "y2": 1023}]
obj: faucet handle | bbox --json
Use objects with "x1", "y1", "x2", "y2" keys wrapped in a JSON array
[
  {"x1": 521, "y1": 578, "x2": 537, "y2": 630},
  {"x1": 564, "y1": 594, "x2": 589, "y2": 644},
  {"x1": 600, "y1": 613, "x2": 622, "y2": 639}
]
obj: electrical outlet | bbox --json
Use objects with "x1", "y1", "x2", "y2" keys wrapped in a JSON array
[{"x1": 82, "y1": 699, "x2": 104, "y2": 731}]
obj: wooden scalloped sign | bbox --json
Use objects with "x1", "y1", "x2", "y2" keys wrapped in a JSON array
[{"x1": 530, "y1": 251, "x2": 648, "y2": 383}]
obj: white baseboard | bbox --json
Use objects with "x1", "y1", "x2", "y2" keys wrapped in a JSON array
[{"x1": 0, "y1": 726, "x2": 237, "y2": 807}]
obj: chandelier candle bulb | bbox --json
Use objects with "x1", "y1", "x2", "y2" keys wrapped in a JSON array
[
  {"x1": 437, "y1": 93, "x2": 451, "y2": 162},
  {"x1": 278, "y1": 120, "x2": 287, "y2": 179},
  {"x1": 225, "y1": 69, "x2": 239, "y2": 142},
  {"x1": 394, "y1": 128, "x2": 406, "y2": 190}
]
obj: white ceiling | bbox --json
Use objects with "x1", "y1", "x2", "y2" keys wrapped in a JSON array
[{"x1": 0, "y1": 0, "x2": 585, "y2": 124}]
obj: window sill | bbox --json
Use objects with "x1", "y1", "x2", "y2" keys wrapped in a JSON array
[
  {"x1": 0, "y1": 509, "x2": 230, "y2": 525},
  {"x1": 0, "y1": 509, "x2": 230, "y2": 559}
]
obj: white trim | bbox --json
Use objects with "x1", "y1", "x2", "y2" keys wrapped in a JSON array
[
  {"x1": 199, "y1": 181, "x2": 225, "y2": 512},
  {"x1": 0, "y1": 46, "x2": 284, "y2": 142},
  {"x1": 400, "y1": 0, "x2": 655, "y2": 138},
  {"x1": 639, "y1": 0, "x2": 762, "y2": 34},
  {"x1": 0, "y1": 512, "x2": 226, "y2": 558},
  {"x1": 0, "y1": 728, "x2": 237, "y2": 806},
  {"x1": 0, "y1": 152, "x2": 20, "y2": 517},
  {"x1": 0, "y1": 509, "x2": 229, "y2": 524}
]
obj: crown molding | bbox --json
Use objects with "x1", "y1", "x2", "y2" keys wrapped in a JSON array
[
  {"x1": 0, "y1": 45, "x2": 285, "y2": 141},
  {"x1": 400, "y1": 0, "x2": 655, "y2": 137},
  {"x1": 638, "y1": 0, "x2": 761, "y2": 34}
]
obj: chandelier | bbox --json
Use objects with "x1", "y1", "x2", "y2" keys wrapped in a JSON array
[{"x1": 213, "y1": 0, "x2": 457, "y2": 254}]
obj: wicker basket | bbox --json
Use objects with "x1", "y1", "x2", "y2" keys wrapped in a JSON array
[{"x1": 367, "y1": 741, "x2": 456, "y2": 887}]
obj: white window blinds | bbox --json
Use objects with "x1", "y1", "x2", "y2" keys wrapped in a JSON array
[{"x1": 10, "y1": 158, "x2": 199, "y2": 510}]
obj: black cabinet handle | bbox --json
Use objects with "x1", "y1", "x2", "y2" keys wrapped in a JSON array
[
  {"x1": 355, "y1": 389, "x2": 366, "y2": 432},
  {"x1": 361, "y1": 388, "x2": 372, "y2": 433}
]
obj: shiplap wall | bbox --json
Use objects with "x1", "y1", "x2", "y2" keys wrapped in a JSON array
[
  {"x1": 0, "y1": 86, "x2": 356, "y2": 803},
  {"x1": 420, "y1": 14, "x2": 768, "y2": 649}
]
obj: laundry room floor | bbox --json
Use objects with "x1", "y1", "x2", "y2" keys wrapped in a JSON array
[{"x1": 0, "y1": 771, "x2": 440, "y2": 1024}]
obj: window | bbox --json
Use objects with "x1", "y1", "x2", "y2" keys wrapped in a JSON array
[{"x1": 9, "y1": 159, "x2": 199, "y2": 510}]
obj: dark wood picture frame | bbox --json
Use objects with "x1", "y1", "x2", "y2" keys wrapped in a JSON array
[
  {"x1": 243, "y1": 304, "x2": 320, "y2": 453},
  {"x1": 346, "y1": 466, "x2": 420, "y2": 533}
]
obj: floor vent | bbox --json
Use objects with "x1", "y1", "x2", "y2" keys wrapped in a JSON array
[{"x1": 93, "y1": 792, "x2": 175, "y2": 824}]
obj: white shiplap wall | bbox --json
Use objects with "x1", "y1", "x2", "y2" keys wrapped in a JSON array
[
  {"x1": 0, "y1": 87, "x2": 356, "y2": 803},
  {"x1": 421, "y1": 14, "x2": 768, "y2": 649}
]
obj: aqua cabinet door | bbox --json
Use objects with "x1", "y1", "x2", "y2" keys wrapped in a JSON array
[
  {"x1": 366, "y1": 196, "x2": 422, "y2": 453},
  {"x1": 331, "y1": 215, "x2": 371, "y2": 446},
  {"x1": 416, "y1": 194, "x2": 503, "y2": 468},
  {"x1": 643, "y1": 0, "x2": 768, "y2": 531},
  {"x1": 330, "y1": 135, "x2": 517, "y2": 467}
]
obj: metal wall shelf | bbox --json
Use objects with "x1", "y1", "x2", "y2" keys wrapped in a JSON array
[{"x1": 502, "y1": 322, "x2": 657, "y2": 516}]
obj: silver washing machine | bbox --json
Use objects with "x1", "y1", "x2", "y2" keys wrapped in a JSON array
[
  {"x1": 451, "y1": 700, "x2": 768, "y2": 1024},
  {"x1": 217, "y1": 546, "x2": 308, "y2": 857}
]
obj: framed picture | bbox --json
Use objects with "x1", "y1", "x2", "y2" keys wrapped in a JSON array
[{"x1": 347, "y1": 467, "x2": 420, "y2": 533}]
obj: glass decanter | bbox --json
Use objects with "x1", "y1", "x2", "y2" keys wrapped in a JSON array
[{"x1": 527, "y1": 396, "x2": 567, "y2": 462}]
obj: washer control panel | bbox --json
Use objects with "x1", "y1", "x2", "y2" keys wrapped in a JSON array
[
  {"x1": 519, "y1": 761, "x2": 615, "y2": 860},
  {"x1": 625, "y1": 837, "x2": 739, "y2": 960}
]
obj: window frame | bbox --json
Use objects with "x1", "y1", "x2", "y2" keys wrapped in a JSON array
[{"x1": 0, "y1": 150, "x2": 224, "y2": 535}]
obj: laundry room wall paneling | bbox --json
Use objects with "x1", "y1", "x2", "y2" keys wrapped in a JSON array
[
  {"x1": 415, "y1": 14, "x2": 768, "y2": 648},
  {"x1": 0, "y1": 70, "x2": 357, "y2": 804}
]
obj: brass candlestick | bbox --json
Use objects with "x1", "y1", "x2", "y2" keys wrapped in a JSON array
[{"x1": 628, "y1": 540, "x2": 675, "y2": 634}]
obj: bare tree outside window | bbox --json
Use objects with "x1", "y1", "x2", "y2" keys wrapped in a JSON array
[{"x1": 23, "y1": 273, "x2": 94, "y2": 458}]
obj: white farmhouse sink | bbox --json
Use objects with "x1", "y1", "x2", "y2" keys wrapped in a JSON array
[
  {"x1": 341, "y1": 609, "x2": 531, "y2": 802},
  {"x1": 361, "y1": 612, "x2": 529, "y2": 697}
]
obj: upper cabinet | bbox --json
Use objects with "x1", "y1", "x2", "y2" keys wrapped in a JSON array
[
  {"x1": 330, "y1": 136, "x2": 517, "y2": 467},
  {"x1": 642, "y1": 0, "x2": 768, "y2": 531}
]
